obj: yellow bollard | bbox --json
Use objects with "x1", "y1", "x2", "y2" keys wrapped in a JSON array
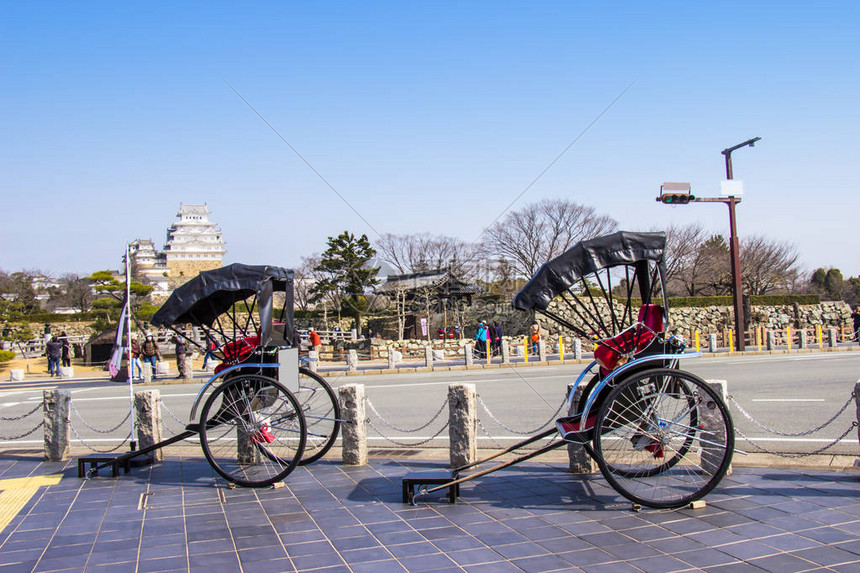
[
  {"x1": 559, "y1": 336, "x2": 565, "y2": 362},
  {"x1": 787, "y1": 326, "x2": 792, "y2": 350},
  {"x1": 486, "y1": 338, "x2": 491, "y2": 365},
  {"x1": 695, "y1": 331, "x2": 700, "y2": 352},
  {"x1": 756, "y1": 327, "x2": 761, "y2": 352},
  {"x1": 728, "y1": 330, "x2": 733, "y2": 353},
  {"x1": 524, "y1": 336, "x2": 528, "y2": 363},
  {"x1": 817, "y1": 324, "x2": 823, "y2": 349}
]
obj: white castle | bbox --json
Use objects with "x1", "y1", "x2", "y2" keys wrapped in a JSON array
[{"x1": 128, "y1": 203, "x2": 227, "y2": 295}]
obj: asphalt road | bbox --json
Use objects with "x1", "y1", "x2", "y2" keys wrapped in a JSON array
[{"x1": 2, "y1": 352, "x2": 859, "y2": 456}]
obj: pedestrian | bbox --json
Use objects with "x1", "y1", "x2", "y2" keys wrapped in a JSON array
[
  {"x1": 852, "y1": 306, "x2": 860, "y2": 343},
  {"x1": 492, "y1": 321, "x2": 502, "y2": 356},
  {"x1": 130, "y1": 334, "x2": 143, "y2": 380},
  {"x1": 60, "y1": 331, "x2": 72, "y2": 368},
  {"x1": 529, "y1": 323, "x2": 541, "y2": 356},
  {"x1": 308, "y1": 327, "x2": 322, "y2": 354},
  {"x1": 475, "y1": 321, "x2": 488, "y2": 359},
  {"x1": 45, "y1": 335, "x2": 62, "y2": 377},
  {"x1": 171, "y1": 333, "x2": 188, "y2": 378},
  {"x1": 141, "y1": 332, "x2": 161, "y2": 380},
  {"x1": 202, "y1": 334, "x2": 219, "y2": 370}
]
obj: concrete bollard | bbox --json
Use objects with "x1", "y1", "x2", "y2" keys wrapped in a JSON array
[
  {"x1": 339, "y1": 384, "x2": 367, "y2": 465},
  {"x1": 828, "y1": 328, "x2": 837, "y2": 348},
  {"x1": 142, "y1": 363, "x2": 153, "y2": 383},
  {"x1": 799, "y1": 330, "x2": 808, "y2": 349},
  {"x1": 134, "y1": 389, "x2": 163, "y2": 462},
  {"x1": 237, "y1": 426, "x2": 260, "y2": 465},
  {"x1": 448, "y1": 383, "x2": 477, "y2": 468},
  {"x1": 387, "y1": 349, "x2": 397, "y2": 370},
  {"x1": 59, "y1": 367, "x2": 74, "y2": 379},
  {"x1": 573, "y1": 339, "x2": 582, "y2": 360},
  {"x1": 464, "y1": 344, "x2": 474, "y2": 367},
  {"x1": 182, "y1": 356, "x2": 194, "y2": 380},
  {"x1": 156, "y1": 362, "x2": 170, "y2": 377},
  {"x1": 854, "y1": 380, "x2": 860, "y2": 465},
  {"x1": 538, "y1": 340, "x2": 547, "y2": 362},
  {"x1": 306, "y1": 350, "x2": 319, "y2": 373},
  {"x1": 708, "y1": 334, "x2": 718, "y2": 353},
  {"x1": 566, "y1": 383, "x2": 596, "y2": 474},
  {"x1": 766, "y1": 331, "x2": 776, "y2": 351},
  {"x1": 702, "y1": 380, "x2": 732, "y2": 476},
  {"x1": 501, "y1": 340, "x2": 511, "y2": 364},
  {"x1": 424, "y1": 346, "x2": 433, "y2": 368},
  {"x1": 9, "y1": 369, "x2": 25, "y2": 381},
  {"x1": 43, "y1": 389, "x2": 70, "y2": 461},
  {"x1": 347, "y1": 349, "x2": 358, "y2": 372},
  {"x1": 433, "y1": 349, "x2": 444, "y2": 362}
]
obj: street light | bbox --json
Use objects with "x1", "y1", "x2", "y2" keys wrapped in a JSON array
[{"x1": 720, "y1": 137, "x2": 761, "y2": 352}]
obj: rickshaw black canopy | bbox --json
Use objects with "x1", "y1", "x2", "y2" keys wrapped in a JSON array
[
  {"x1": 151, "y1": 263, "x2": 295, "y2": 347},
  {"x1": 513, "y1": 231, "x2": 666, "y2": 311}
]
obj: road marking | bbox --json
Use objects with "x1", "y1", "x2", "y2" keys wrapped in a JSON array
[
  {"x1": 364, "y1": 374, "x2": 576, "y2": 389},
  {"x1": 0, "y1": 474, "x2": 63, "y2": 533},
  {"x1": 751, "y1": 399, "x2": 825, "y2": 402}
]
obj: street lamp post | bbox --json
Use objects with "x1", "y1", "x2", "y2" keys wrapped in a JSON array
[{"x1": 721, "y1": 137, "x2": 760, "y2": 352}]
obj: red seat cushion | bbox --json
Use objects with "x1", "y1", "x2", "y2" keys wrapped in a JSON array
[{"x1": 593, "y1": 305, "x2": 663, "y2": 374}]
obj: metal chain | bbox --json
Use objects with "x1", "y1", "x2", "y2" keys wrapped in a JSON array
[
  {"x1": 734, "y1": 422, "x2": 858, "y2": 458},
  {"x1": 477, "y1": 395, "x2": 566, "y2": 435},
  {"x1": 476, "y1": 417, "x2": 505, "y2": 449},
  {"x1": 0, "y1": 421, "x2": 44, "y2": 440},
  {"x1": 366, "y1": 418, "x2": 449, "y2": 447},
  {"x1": 158, "y1": 399, "x2": 188, "y2": 427},
  {"x1": 365, "y1": 397, "x2": 448, "y2": 433},
  {"x1": 728, "y1": 391, "x2": 855, "y2": 437},
  {"x1": 69, "y1": 424, "x2": 133, "y2": 453},
  {"x1": 0, "y1": 403, "x2": 43, "y2": 421},
  {"x1": 70, "y1": 402, "x2": 131, "y2": 434}
]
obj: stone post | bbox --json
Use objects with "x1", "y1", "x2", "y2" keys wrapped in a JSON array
[
  {"x1": 448, "y1": 383, "x2": 477, "y2": 468},
  {"x1": 59, "y1": 366, "x2": 74, "y2": 379},
  {"x1": 573, "y1": 339, "x2": 582, "y2": 360},
  {"x1": 566, "y1": 383, "x2": 596, "y2": 473},
  {"x1": 708, "y1": 334, "x2": 718, "y2": 353},
  {"x1": 339, "y1": 384, "x2": 367, "y2": 465},
  {"x1": 237, "y1": 427, "x2": 260, "y2": 465},
  {"x1": 387, "y1": 349, "x2": 397, "y2": 370},
  {"x1": 799, "y1": 330, "x2": 808, "y2": 349},
  {"x1": 182, "y1": 356, "x2": 194, "y2": 381},
  {"x1": 424, "y1": 346, "x2": 433, "y2": 368},
  {"x1": 134, "y1": 389, "x2": 163, "y2": 462},
  {"x1": 347, "y1": 349, "x2": 358, "y2": 372},
  {"x1": 43, "y1": 389, "x2": 70, "y2": 461},
  {"x1": 828, "y1": 328, "x2": 837, "y2": 348},
  {"x1": 538, "y1": 340, "x2": 547, "y2": 362},
  {"x1": 9, "y1": 369, "x2": 25, "y2": 382},
  {"x1": 464, "y1": 344, "x2": 474, "y2": 367},
  {"x1": 766, "y1": 331, "x2": 776, "y2": 351},
  {"x1": 501, "y1": 340, "x2": 511, "y2": 364},
  {"x1": 142, "y1": 363, "x2": 153, "y2": 383},
  {"x1": 701, "y1": 380, "x2": 732, "y2": 476},
  {"x1": 307, "y1": 350, "x2": 319, "y2": 373}
]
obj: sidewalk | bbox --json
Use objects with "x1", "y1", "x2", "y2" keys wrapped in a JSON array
[{"x1": 1, "y1": 454, "x2": 858, "y2": 572}]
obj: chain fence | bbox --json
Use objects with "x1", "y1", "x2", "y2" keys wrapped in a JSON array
[
  {"x1": 365, "y1": 397, "x2": 449, "y2": 447},
  {"x1": 158, "y1": 398, "x2": 189, "y2": 436},
  {"x1": 0, "y1": 402, "x2": 45, "y2": 441},
  {"x1": 728, "y1": 390, "x2": 858, "y2": 458}
]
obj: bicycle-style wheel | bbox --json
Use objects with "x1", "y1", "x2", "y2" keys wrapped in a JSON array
[
  {"x1": 199, "y1": 374, "x2": 306, "y2": 487},
  {"x1": 295, "y1": 367, "x2": 341, "y2": 466},
  {"x1": 592, "y1": 368, "x2": 733, "y2": 509}
]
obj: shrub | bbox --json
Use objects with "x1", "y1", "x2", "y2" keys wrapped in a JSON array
[{"x1": 0, "y1": 350, "x2": 15, "y2": 363}]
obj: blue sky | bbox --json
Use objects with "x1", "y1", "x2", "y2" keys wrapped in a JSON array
[{"x1": 2, "y1": 2, "x2": 858, "y2": 278}]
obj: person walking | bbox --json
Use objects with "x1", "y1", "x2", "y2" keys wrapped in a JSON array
[
  {"x1": 202, "y1": 335, "x2": 219, "y2": 371},
  {"x1": 492, "y1": 321, "x2": 503, "y2": 356},
  {"x1": 171, "y1": 333, "x2": 188, "y2": 378},
  {"x1": 529, "y1": 323, "x2": 541, "y2": 356},
  {"x1": 308, "y1": 327, "x2": 322, "y2": 354},
  {"x1": 141, "y1": 332, "x2": 161, "y2": 380},
  {"x1": 475, "y1": 321, "x2": 488, "y2": 359},
  {"x1": 45, "y1": 335, "x2": 62, "y2": 377},
  {"x1": 60, "y1": 332, "x2": 72, "y2": 368},
  {"x1": 129, "y1": 334, "x2": 143, "y2": 380}
]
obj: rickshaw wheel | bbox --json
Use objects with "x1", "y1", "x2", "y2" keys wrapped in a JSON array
[
  {"x1": 592, "y1": 368, "x2": 734, "y2": 509},
  {"x1": 296, "y1": 367, "x2": 341, "y2": 466},
  {"x1": 199, "y1": 374, "x2": 306, "y2": 487}
]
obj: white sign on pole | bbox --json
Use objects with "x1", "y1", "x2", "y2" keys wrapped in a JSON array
[
  {"x1": 420, "y1": 318, "x2": 428, "y2": 336},
  {"x1": 720, "y1": 180, "x2": 744, "y2": 197}
]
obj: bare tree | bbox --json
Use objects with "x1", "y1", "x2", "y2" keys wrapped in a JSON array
[
  {"x1": 375, "y1": 233, "x2": 479, "y2": 278},
  {"x1": 741, "y1": 235, "x2": 800, "y2": 295},
  {"x1": 661, "y1": 223, "x2": 707, "y2": 296},
  {"x1": 483, "y1": 199, "x2": 617, "y2": 278},
  {"x1": 58, "y1": 274, "x2": 96, "y2": 312}
]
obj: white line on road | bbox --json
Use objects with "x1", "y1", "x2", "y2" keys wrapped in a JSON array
[{"x1": 750, "y1": 399, "x2": 825, "y2": 402}]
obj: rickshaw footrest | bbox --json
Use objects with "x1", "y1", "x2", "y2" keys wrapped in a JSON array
[{"x1": 402, "y1": 471, "x2": 459, "y2": 504}]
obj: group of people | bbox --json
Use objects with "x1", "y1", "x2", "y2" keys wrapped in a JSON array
[
  {"x1": 122, "y1": 332, "x2": 164, "y2": 381},
  {"x1": 44, "y1": 331, "x2": 72, "y2": 377},
  {"x1": 474, "y1": 321, "x2": 503, "y2": 358}
]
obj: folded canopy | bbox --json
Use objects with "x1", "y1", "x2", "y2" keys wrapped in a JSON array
[
  {"x1": 150, "y1": 263, "x2": 294, "y2": 347},
  {"x1": 512, "y1": 231, "x2": 666, "y2": 311}
]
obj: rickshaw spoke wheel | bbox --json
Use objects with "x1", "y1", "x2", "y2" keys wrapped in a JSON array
[
  {"x1": 593, "y1": 368, "x2": 734, "y2": 509},
  {"x1": 199, "y1": 374, "x2": 306, "y2": 487},
  {"x1": 295, "y1": 367, "x2": 341, "y2": 466}
]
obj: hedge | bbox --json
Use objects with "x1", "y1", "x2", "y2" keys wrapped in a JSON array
[
  {"x1": 666, "y1": 294, "x2": 821, "y2": 308},
  {"x1": 0, "y1": 350, "x2": 15, "y2": 363}
]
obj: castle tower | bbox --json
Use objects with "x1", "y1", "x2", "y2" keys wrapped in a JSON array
[{"x1": 163, "y1": 203, "x2": 227, "y2": 283}]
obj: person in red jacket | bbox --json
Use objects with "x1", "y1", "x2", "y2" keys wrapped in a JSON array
[{"x1": 308, "y1": 327, "x2": 322, "y2": 353}]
